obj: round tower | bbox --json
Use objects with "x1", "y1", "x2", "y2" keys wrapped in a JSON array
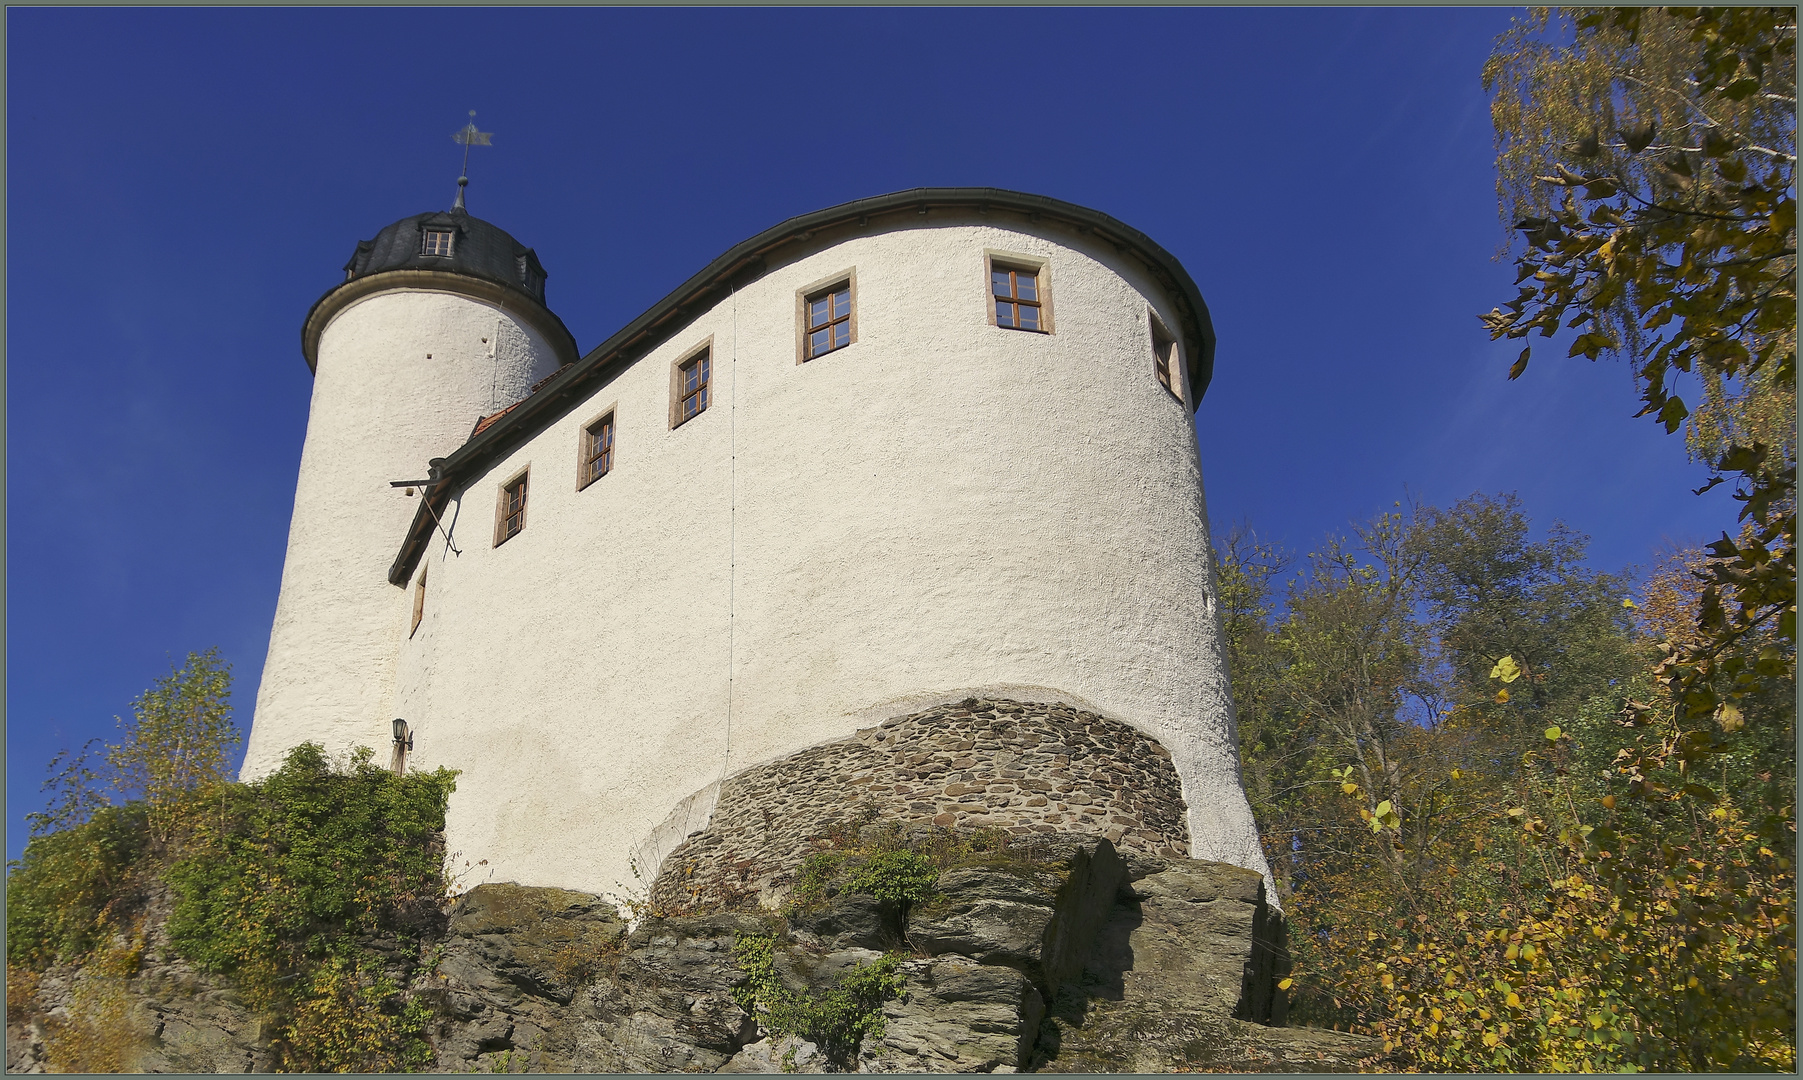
[{"x1": 243, "y1": 206, "x2": 578, "y2": 779}]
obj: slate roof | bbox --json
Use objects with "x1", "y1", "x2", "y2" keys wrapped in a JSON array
[{"x1": 342, "y1": 208, "x2": 549, "y2": 307}]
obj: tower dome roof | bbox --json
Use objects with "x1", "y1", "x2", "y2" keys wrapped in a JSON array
[
  {"x1": 302, "y1": 207, "x2": 579, "y2": 374},
  {"x1": 342, "y1": 208, "x2": 549, "y2": 306}
]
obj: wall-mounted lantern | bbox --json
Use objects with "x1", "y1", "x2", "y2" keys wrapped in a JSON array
[{"x1": 390, "y1": 718, "x2": 414, "y2": 775}]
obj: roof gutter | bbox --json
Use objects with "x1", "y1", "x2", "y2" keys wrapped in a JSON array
[{"x1": 387, "y1": 187, "x2": 1217, "y2": 587}]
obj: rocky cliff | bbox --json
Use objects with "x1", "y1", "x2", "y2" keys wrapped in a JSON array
[
  {"x1": 8, "y1": 832, "x2": 1379, "y2": 1073},
  {"x1": 8, "y1": 699, "x2": 1382, "y2": 1072}
]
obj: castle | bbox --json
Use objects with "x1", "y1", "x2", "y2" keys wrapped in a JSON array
[{"x1": 242, "y1": 185, "x2": 1272, "y2": 900}]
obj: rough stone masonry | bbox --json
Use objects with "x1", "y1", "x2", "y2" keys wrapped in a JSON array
[{"x1": 651, "y1": 698, "x2": 1192, "y2": 913}]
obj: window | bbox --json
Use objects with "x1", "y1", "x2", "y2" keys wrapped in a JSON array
[
  {"x1": 495, "y1": 471, "x2": 528, "y2": 546},
  {"x1": 580, "y1": 413, "x2": 615, "y2": 489},
  {"x1": 421, "y1": 228, "x2": 455, "y2": 257},
  {"x1": 804, "y1": 284, "x2": 852, "y2": 359},
  {"x1": 678, "y1": 350, "x2": 710, "y2": 425},
  {"x1": 411, "y1": 566, "x2": 427, "y2": 638},
  {"x1": 1151, "y1": 316, "x2": 1182, "y2": 403},
  {"x1": 516, "y1": 254, "x2": 545, "y2": 296},
  {"x1": 992, "y1": 265, "x2": 1043, "y2": 331}
]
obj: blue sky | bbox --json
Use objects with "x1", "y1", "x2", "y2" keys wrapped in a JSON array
[{"x1": 6, "y1": 8, "x2": 1735, "y2": 860}]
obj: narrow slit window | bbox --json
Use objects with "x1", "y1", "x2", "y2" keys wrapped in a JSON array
[
  {"x1": 496, "y1": 472, "x2": 528, "y2": 545},
  {"x1": 679, "y1": 351, "x2": 711, "y2": 423},
  {"x1": 805, "y1": 285, "x2": 852, "y2": 359},
  {"x1": 581, "y1": 414, "x2": 615, "y2": 488},
  {"x1": 421, "y1": 229, "x2": 455, "y2": 257},
  {"x1": 1152, "y1": 321, "x2": 1181, "y2": 402},
  {"x1": 411, "y1": 566, "x2": 427, "y2": 637},
  {"x1": 993, "y1": 266, "x2": 1042, "y2": 331}
]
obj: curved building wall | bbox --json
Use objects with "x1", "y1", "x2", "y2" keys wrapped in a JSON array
[
  {"x1": 244, "y1": 289, "x2": 563, "y2": 779},
  {"x1": 393, "y1": 214, "x2": 1268, "y2": 898}
]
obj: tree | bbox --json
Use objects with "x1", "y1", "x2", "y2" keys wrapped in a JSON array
[
  {"x1": 1289, "y1": 9, "x2": 1799, "y2": 1067},
  {"x1": 1221, "y1": 480, "x2": 1796, "y2": 1066},
  {"x1": 25, "y1": 739, "x2": 109, "y2": 838},
  {"x1": 106, "y1": 649, "x2": 241, "y2": 847},
  {"x1": 1478, "y1": 5, "x2": 1795, "y2": 1011},
  {"x1": 1478, "y1": 7, "x2": 1796, "y2": 747},
  {"x1": 1482, "y1": 7, "x2": 1795, "y2": 462},
  {"x1": 1408, "y1": 493, "x2": 1638, "y2": 716}
]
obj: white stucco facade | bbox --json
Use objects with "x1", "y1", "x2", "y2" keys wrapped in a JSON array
[
  {"x1": 248, "y1": 193, "x2": 1271, "y2": 903},
  {"x1": 245, "y1": 288, "x2": 565, "y2": 779}
]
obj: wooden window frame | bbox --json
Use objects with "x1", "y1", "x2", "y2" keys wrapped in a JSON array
[
  {"x1": 578, "y1": 407, "x2": 617, "y2": 490},
  {"x1": 1150, "y1": 311, "x2": 1183, "y2": 404},
  {"x1": 421, "y1": 228, "x2": 455, "y2": 257},
  {"x1": 795, "y1": 269, "x2": 858, "y2": 364},
  {"x1": 984, "y1": 251, "x2": 1053, "y2": 334},
  {"x1": 669, "y1": 339, "x2": 714, "y2": 429},
  {"x1": 494, "y1": 467, "x2": 529, "y2": 547},
  {"x1": 411, "y1": 565, "x2": 427, "y2": 638}
]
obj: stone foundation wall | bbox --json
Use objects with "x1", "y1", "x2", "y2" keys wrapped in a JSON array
[{"x1": 650, "y1": 698, "x2": 1189, "y2": 912}]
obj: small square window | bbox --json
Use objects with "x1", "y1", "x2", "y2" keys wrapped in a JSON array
[
  {"x1": 411, "y1": 565, "x2": 427, "y2": 637},
  {"x1": 993, "y1": 266, "x2": 1043, "y2": 331},
  {"x1": 805, "y1": 284, "x2": 852, "y2": 360},
  {"x1": 495, "y1": 471, "x2": 528, "y2": 546},
  {"x1": 678, "y1": 351, "x2": 711, "y2": 424},
  {"x1": 516, "y1": 254, "x2": 545, "y2": 296},
  {"x1": 1151, "y1": 318, "x2": 1182, "y2": 403},
  {"x1": 580, "y1": 413, "x2": 615, "y2": 489},
  {"x1": 421, "y1": 229, "x2": 455, "y2": 257}
]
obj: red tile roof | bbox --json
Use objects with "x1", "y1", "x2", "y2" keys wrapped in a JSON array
[{"x1": 468, "y1": 367, "x2": 565, "y2": 438}]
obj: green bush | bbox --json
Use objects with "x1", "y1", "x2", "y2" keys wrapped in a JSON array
[
  {"x1": 10, "y1": 658, "x2": 458, "y2": 1072},
  {"x1": 157, "y1": 742, "x2": 454, "y2": 1071},
  {"x1": 6, "y1": 803, "x2": 148, "y2": 969},
  {"x1": 165, "y1": 742, "x2": 455, "y2": 980},
  {"x1": 277, "y1": 953, "x2": 437, "y2": 1073},
  {"x1": 731, "y1": 932, "x2": 906, "y2": 1067},
  {"x1": 848, "y1": 849, "x2": 939, "y2": 910},
  {"x1": 789, "y1": 851, "x2": 845, "y2": 912}
]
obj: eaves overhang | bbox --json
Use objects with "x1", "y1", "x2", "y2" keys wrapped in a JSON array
[
  {"x1": 301, "y1": 269, "x2": 580, "y2": 374},
  {"x1": 388, "y1": 186, "x2": 1219, "y2": 587}
]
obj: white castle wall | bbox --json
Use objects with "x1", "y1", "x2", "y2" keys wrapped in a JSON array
[
  {"x1": 392, "y1": 215, "x2": 1271, "y2": 899},
  {"x1": 244, "y1": 289, "x2": 563, "y2": 779}
]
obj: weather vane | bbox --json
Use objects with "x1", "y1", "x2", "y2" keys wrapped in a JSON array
[{"x1": 451, "y1": 110, "x2": 492, "y2": 210}]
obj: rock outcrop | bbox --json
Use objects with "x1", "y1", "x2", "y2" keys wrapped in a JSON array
[
  {"x1": 6, "y1": 884, "x2": 273, "y2": 1075},
  {"x1": 5, "y1": 833, "x2": 1380, "y2": 1073}
]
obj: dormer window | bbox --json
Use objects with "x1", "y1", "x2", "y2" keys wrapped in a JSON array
[
  {"x1": 421, "y1": 229, "x2": 455, "y2": 257},
  {"x1": 516, "y1": 255, "x2": 545, "y2": 296}
]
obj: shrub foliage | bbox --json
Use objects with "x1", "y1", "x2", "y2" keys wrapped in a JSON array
[
  {"x1": 7, "y1": 651, "x2": 458, "y2": 1073},
  {"x1": 731, "y1": 932, "x2": 906, "y2": 1068}
]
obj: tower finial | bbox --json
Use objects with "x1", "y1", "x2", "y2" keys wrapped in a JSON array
[{"x1": 451, "y1": 110, "x2": 493, "y2": 211}]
